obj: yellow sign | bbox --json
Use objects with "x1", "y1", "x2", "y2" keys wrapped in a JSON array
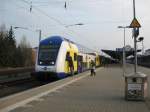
[{"x1": 130, "y1": 18, "x2": 141, "y2": 28}]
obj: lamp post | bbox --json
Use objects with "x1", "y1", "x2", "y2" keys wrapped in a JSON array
[
  {"x1": 118, "y1": 26, "x2": 129, "y2": 76},
  {"x1": 65, "y1": 23, "x2": 84, "y2": 27},
  {"x1": 124, "y1": 0, "x2": 148, "y2": 101},
  {"x1": 133, "y1": 0, "x2": 138, "y2": 74},
  {"x1": 138, "y1": 37, "x2": 144, "y2": 54},
  {"x1": 14, "y1": 26, "x2": 29, "y2": 30},
  {"x1": 14, "y1": 26, "x2": 42, "y2": 44}
]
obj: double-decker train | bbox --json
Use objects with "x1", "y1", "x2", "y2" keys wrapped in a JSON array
[{"x1": 35, "y1": 36, "x2": 101, "y2": 79}]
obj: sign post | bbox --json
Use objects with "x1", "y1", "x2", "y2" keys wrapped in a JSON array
[{"x1": 124, "y1": 0, "x2": 148, "y2": 101}]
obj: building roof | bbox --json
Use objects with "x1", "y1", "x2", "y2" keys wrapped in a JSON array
[{"x1": 102, "y1": 49, "x2": 141, "y2": 60}]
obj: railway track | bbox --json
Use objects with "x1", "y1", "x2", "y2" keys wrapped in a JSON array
[
  {"x1": 0, "y1": 67, "x2": 59, "y2": 98},
  {"x1": 0, "y1": 67, "x2": 91, "y2": 98},
  {"x1": 0, "y1": 76, "x2": 58, "y2": 98},
  {"x1": 0, "y1": 67, "x2": 34, "y2": 84},
  {"x1": 0, "y1": 77, "x2": 37, "y2": 98},
  {"x1": 0, "y1": 77, "x2": 34, "y2": 88}
]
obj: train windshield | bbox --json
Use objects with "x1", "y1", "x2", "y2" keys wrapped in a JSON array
[{"x1": 38, "y1": 45, "x2": 60, "y2": 65}]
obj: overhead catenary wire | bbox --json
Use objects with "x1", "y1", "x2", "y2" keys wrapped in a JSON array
[
  {"x1": 15, "y1": 0, "x2": 100, "y2": 52},
  {"x1": 10, "y1": 0, "x2": 69, "y2": 40},
  {"x1": 19, "y1": 0, "x2": 84, "y2": 38},
  {"x1": 21, "y1": 0, "x2": 66, "y2": 26},
  {"x1": 7, "y1": 1, "x2": 49, "y2": 38},
  {"x1": 13, "y1": 1, "x2": 107, "y2": 51},
  {"x1": 19, "y1": 0, "x2": 89, "y2": 45},
  {"x1": 11, "y1": 0, "x2": 64, "y2": 37}
]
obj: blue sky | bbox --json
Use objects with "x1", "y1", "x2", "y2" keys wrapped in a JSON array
[{"x1": 0, "y1": 0, "x2": 150, "y2": 51}]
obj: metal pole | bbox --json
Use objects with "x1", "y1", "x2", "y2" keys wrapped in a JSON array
[
  {"x1": 133, "y1": 0, "x2": 136, "y2": 18},
  {"x1": 142, "y1": 40, "x2": 144, "y2": 55},
  {"x1": 134, "y1": 29, "x2": 137, "y2": 73},
  {"x1": 123, "y1": 28, "x2": 126, "y2": 76},
  {"x1": 39, "y1": 30, "x2": 41, "y2": 43},
  {"x1": 118, "y1": 26, "x2": 128, "y2": 76},
  {"x1": 133, "y1": 0, "x2": 137, "y2": 74}
]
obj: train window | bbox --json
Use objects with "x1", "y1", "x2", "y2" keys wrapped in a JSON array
[
  {"x1": 38, "y1": 46, "x2": 60, "y2": 65},
  {"x1": 77, "y1": 55, "x2": 83, "y2": 61},
  {"x1": 74, "y1": 53, "x2": 77, "y2": 61}
]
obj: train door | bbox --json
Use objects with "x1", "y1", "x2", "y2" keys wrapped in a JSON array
[
  {"x1": 65, "y1": 51, "x2": 76, "y2": 74},
  {"x1": 95, "y1": 57, "x2": 96, "y2": 66},
  {"x1": 77, "y1": 55, "x2": 83, "y2": 73},
  {"x1": 65, "y1": 51, "x2": 70, "y2": 74},
  {"x1": 95, "y1": 55, "x2": 100, "y2": 67},
  {"x1": 73, "y1": 53, "x2": 78, "y2": 73}
]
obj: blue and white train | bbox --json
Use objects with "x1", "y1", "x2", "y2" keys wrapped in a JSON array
[{"x1": 35, "y1": 36, "x2": 101, "y2": 79}]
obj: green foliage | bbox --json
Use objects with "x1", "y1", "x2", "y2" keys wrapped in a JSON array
[{"x1": 0, "y1": 25, "x2": 34, "y2": 68}]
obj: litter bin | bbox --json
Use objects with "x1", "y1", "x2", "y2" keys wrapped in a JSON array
[{"x1": 125, "y1": 72, "x2": 148, "y2": 101}]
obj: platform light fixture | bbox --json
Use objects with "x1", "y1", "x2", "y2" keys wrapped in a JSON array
[
  {"x1": 65, "y1": 23, "x2": 84, "y2": 27},
  {"x1": 138, "y1": 37, "x2": 144, "y2": 54},
  {"x1": 118, "y1": 26, "x2": 130, "y2": 77},
  {"x1": 13, "y1": 26, "x2": 42, "y2": 44}
]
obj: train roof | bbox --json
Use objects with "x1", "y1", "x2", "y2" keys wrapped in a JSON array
[
  {"x1": 40, "y1": 36, "x2": 75, "y2": 45},
  {"x1": 76, "y1": 43, "x2": 98, "y2": 54},
  {"x1": 40, "y1": 35, "x2": 100, "y2": 54}
]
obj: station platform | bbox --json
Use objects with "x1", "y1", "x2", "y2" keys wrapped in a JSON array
[{"x1": 1, "y1": 64, "x2": 150, "y2": 112}]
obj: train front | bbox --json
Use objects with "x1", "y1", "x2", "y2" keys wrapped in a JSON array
[{"x1": 35, "y1": 36, "x2": 62, "y2": 79}]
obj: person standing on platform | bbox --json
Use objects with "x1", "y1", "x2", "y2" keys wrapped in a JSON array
[{"x1": 90, "y1": 60, "x2": 96, "y2": 76}]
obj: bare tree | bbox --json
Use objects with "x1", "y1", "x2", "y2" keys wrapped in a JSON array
[
  {"x1": 0, "y1": 24, "x2": 33, "y2": 68},
  {"x1": 0, "y1": 25, "x2": 16, "y2": 67},
  {"x1": 18, "y1": 35, "x2": 33, "y2": 66}
]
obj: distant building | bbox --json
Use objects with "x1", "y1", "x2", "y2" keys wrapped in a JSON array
[
  {"x1": 102, "y1": 45, "x2": 140, "y2": 63},
  {"x1": 144, "y1": 49, "x2": 150, "y2": 55},
  {"x1": 116, "y1": 48, "x2": 123, "y2": 52},
  {"x1": 116, "y1": 45, "x2": 134, "y2": 52}
]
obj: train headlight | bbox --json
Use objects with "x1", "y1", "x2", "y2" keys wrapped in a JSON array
[{"x1": 52, "y1": 61, "x2": 54, "y2": 65}]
